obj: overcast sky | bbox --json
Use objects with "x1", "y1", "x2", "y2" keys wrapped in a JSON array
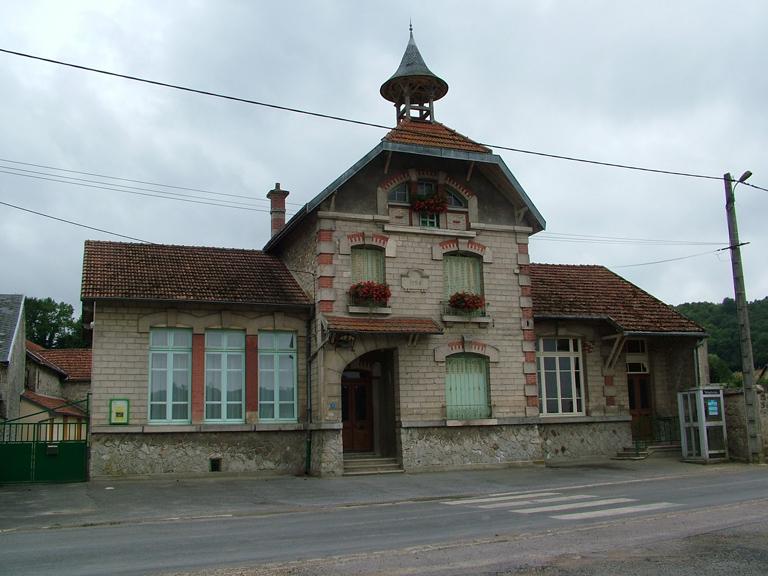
[{"x1": 2, "y1": 1, "x2": 766, "y2": 315}]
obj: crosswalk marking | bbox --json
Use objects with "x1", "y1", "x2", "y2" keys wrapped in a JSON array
[
  {"x1": 511, "y1": 497, "x2": 636, "y2": 514},
  {"x1": 442, "y1": 492, "x2": 560, "y2": 506},
  {"x1": 551, "y1": 502, "x2": 678, "y2": 520},
  {"x1": 478, "y1": 494, "x2": 597, "y2": 510}
]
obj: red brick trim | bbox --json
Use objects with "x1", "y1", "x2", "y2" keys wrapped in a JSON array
[
  {"x1": 522, "y1": 308, "x2": 533, "y2": 320},
  {"x1": 524, "y1": 351, "x2": 536, "y2": 363},
  {"x1": 318, "y1": 300, "x2": 334, "y2": 313},
  {"x1": 518, "y1": 243, "x2": 529, "y2": 254},
  {"x1": 526, "y1": 396, "x2": 539, "y2": 407},
  {"x1": 606, "y1": 396, "x2": 616, "y2": 407},
  {"x1": 191, "y1": 334, "x2": 205, "y2": 423},
  {"x1": 317, "y1": 253, "x2": 333, "y2": 265},
  {"x1": 245, "y1": 335, "x2": 259, "y2": 414},
  {"x1": 521, "y1": 285, "x2": 532, "y2": 297},
  {"x1": 318, "y1": 276, "x2": 333, "y2": 289},
  {"x1": 317, "y1": 229, "x2": 333, "y2": 242},
  {"x1": 523, "y1": 329, "x2": 536, "y2": 341},
  {"x1": 525, "y1": 373, "x2": 537, "y2": 385}
]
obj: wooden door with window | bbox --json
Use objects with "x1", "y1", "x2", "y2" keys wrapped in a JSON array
[
  {"x1": 341, "y1": 370, "x2": 373, "y2": 453},
  {"x1": 628, "y1": 374, "x2": 653, "y2": 440}
]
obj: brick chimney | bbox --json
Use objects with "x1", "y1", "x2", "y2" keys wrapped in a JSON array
[{"x1": 266, "y1": 183, "x2": 289, "y2": 237}]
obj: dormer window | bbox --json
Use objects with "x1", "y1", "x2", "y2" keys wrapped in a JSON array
[
  {"x1": 445, "y1": 187, "x2": 466, "y2": 209},
  {"x1": 416, "y1": 180, "x2": 436, "y2": 199}
]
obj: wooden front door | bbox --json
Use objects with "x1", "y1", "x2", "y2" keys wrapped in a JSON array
[
  {"x1": 628, "y1": 373, "x2": 653, "y2": 440},
  {"x1": 341, "y1": 370, "x2": 373, "y2": 453}
]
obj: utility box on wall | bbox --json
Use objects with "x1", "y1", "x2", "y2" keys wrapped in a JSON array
[{"x1": 678, "y1": 387, "x2": 728, "y2": 463}]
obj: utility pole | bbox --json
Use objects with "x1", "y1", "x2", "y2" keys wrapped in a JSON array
[{"x1": 723, "y1": 171, "x2": 763, "y2": 463}]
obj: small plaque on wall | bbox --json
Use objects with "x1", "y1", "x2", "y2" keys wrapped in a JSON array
[{"x1": 109, "y1": 399, "x2": 130, "y2": 425}]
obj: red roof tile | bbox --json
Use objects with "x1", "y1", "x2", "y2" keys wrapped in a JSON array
[
  {"x1": 324, "y1": 315, "x2": 443, "y2": 335},
  {"x1": 38, "y1": 349, "x2": 92, "y2": 381},
  {"x1": 21, "y1": 390, "x2": 87, "y2": 418},
  {"x1": 82, "y1": 241, "x2": 310, "y2": 307},
  {"x1": 529, "y1": 263, "x2": 704, "y2": 334},
  {"x1": 26, "y1": 340, "x2": 45, "y2": 352},
  {"x1": 383, "y1": 119, "x2": 491, "y2": 154}
]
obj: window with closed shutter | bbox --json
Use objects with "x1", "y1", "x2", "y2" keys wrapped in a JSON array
[
  {"x1": 445, "y1": 354, "x2": 490, "y2": 419},
  {"x1": 351, "y1": 246, "x2": 385, "y2": 283},
  {"x1": 444, "y1": 253, "x2": 483, "y2": 297}
]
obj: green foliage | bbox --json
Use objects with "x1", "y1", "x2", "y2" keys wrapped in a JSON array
[
  {"x1": 676, "y1": 297, "x2": 768, "y2": 373},
  {"x1": 24, "y1": 297, "x2": 87, "y2": 349},
  {"x1": 708, "y1": 353, "x2": 733, "y2": 385}
]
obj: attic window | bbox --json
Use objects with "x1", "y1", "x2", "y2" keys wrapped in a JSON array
[
  {"x1": 445, "y1": 187, "x2": 466, "y2": 208},
  {"x1": 388, "y1": 182, "x2": 408, "y2": 203}
]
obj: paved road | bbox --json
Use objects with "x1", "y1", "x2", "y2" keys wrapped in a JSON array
[{"x1": 1, "y1": 460, "x2": 766, "y2": 575}]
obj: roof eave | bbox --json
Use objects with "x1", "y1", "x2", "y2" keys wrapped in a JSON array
[
  {"x1": 534, "y1": 314, "x2": 707, "y2": 337},
  {"x1": 382, "y1": 141, "x2": 546, "y2": 232},
  {"x1": 82, "y1": 297, "x2": 313, "y2": 309},
  {"x1": 264, "y1": 143, "x2": 386, "y2": 252}
]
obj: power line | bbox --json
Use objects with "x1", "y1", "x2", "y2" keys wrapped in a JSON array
[
  {"x1": 0, "y1": 156, "x2": 306, "y2": 206},
  {"x1": 0, "y1": 198, "x2": 151, "y2": 243},
  {"x1": 611, "y1": 248, "x2": 726, "y2": 268},
  {"x1": 535, "y1": 231, "x2": 725, "y2": 247},
  {"x1": 0, "y1": 168, "x2": 297, "y2": 215},
  {"x1": 3, "y1": 47, "x2": 766, "y2": 190}
]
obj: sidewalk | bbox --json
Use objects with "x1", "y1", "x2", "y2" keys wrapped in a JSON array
[{"x1": 0, "y1": 458, "x2": 752, "y2": 532}]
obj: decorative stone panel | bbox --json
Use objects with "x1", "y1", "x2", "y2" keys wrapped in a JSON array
[
  {"x1": 539, "y1": 422, "x2": 631, "y2": 460},
  {"x1": 434, "y1": 339, "x2": 500, "y2": 362}
]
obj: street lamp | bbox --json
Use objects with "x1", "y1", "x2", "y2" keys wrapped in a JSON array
[{"x1": 723, "y1": 170, "x2": 762, "y2": 463}]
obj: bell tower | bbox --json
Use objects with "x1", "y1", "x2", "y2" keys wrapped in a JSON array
[{"x1": 379, "y1": 26, "x2": 449, "y2": 123}]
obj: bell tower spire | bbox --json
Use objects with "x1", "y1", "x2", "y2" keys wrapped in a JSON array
[{"x1": 380, "y1": 27, "x2": 448, "y2": 123}]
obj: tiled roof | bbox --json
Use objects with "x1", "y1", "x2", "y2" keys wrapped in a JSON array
[
  {"x1": 82, "y1": 241, "x2": 311, "y2": 306},
  {"x1": 529, "y1": 263, "x2": 705, "y2": 334},
  {"x1": 21, "y1": 390, "x2": 87, "y2": 418},
  {"x1": 26, "y1": 347, "x2": 68, "y2": 378},
  {"x1": 0, "y1": 294, "x2": 24, "y2": 363},
  {"x1": 38, "y1": 349, "x2": 92, "y2": 382},
  {"x1": 324, "y1": 315, "x2": 443, "y2": 335},
  {"x1": 26, "y1": 340, "x2": 45, "y2": 352},
  {"x1": 383, "y1": 119, "x2": 491, "y2": 154}
]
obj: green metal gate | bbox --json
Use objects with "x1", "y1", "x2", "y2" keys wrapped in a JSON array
[{"x1": 0, "y1": 401, "x2": 89, "y2": 483}]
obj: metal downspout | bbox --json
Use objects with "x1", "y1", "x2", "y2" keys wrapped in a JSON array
[{"x1": 305, "y1": 315, "x2": 313, "y2": 475}]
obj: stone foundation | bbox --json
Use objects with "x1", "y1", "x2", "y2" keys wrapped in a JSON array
[
  {"x1": 539, "y1": 422, "x2": 631, "y2": 460},
  {"x1": 90, "y1": 431, "x2": 306, "y2": 477},
  {"x1": 400, "y1": 424, "x2": 542, "y2": 471},
  {"x1": 309, "y1": 429, "x2": 343, "y2": 476}
]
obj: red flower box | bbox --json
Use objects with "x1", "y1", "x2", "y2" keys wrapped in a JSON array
[
  {"x1": 348, "y1": 281, "x2": 391, "y2": 306},
  {"x1": 448, "y1": 291, "x2": 485, "y2": 311},
  {"x1": 412, "y1": 194, "x2": 448, "y2": 214}
]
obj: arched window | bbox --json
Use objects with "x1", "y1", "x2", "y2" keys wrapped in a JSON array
[
  {"x1": 445, "y1": 186, "x2": 466, "y2": 208},
  {"x1": 445, "y1": 354, "x2": 490, "y2": 419},
  {"x1": 387, "y1": 182, "x2": 408, "y2": 204}
]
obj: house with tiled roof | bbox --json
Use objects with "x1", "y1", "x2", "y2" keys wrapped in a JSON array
[
  {"x1": 82, "y1": 31, "x2": 707, "y2": 477},
  {"x1": 25, "y1": 341, "x2": 91, "y2": 409}
]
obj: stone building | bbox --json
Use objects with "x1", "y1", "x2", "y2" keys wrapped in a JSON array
[
  {"x1": 82, "y1": 32, "x2": 706, "y2": 477},
  {"x1": 0, "y1": 294, "x2": 26, "y2": 421}
]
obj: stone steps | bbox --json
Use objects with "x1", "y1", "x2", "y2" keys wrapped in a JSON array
[
  {"x1": 343, "y1": 455, "x2": 403, "y2": 476},
  {"x1": 612, "y1": 442, "x2": 681, "y2": 460}
]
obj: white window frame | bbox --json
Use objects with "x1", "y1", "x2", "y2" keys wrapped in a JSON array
[
  {"x1": 625, "y1": 338, "x2": 649, "y2": 374},
  {"x1": 148, "y1": 328, "x2": 192, "y2": 423},
  {"x1": 204, "y1": 330, "x2": 245, "y2": 423},
  {"x1": 536, "y1": 337, "x2": 585, "y2": 416},
  {"x1": 258, "y1": 331, "x2": 298, "y2": 422}
]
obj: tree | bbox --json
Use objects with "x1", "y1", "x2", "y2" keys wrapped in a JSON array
[
  {"x1": 708, "y1": 354, "x2": 736, "y2": 387},
  {"x1": 24, "y1": 297, "x2": 87, "y2": 349}
]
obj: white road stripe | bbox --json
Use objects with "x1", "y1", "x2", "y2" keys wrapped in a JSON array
[
  {"x1": 442, "y1": 492, "x2": 560, "y2": 506},
  {"x1": 478, "y1": 494, "x2": 597, "y2": 509},
  {"x1": 551, "y1": 502, "x2": 679, "y2": 520},
  {"x1": 512, "y1": 497, "x2": 636, "y2": 514}
]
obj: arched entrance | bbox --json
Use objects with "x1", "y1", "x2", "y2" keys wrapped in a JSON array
[{"x1": 340, "y1": 350, "x2": 397, "y2": 457}]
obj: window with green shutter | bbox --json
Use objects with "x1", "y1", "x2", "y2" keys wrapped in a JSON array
[
  {"x1": 351, "y1": 246, "x2": 385, "y2": 283},
  {"x1": 444, "y1": 253, "x2": 483, "y2": 298},
  {"x1": 445, "y1": 354, "x2": 490, "y2": 419}
]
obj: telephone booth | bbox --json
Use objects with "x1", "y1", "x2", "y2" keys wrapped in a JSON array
[{"x1": 678, "y1": 387, "x2": 728, "y2": 462}]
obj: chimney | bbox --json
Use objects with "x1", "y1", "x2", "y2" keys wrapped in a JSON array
[{"x1": 266, "y1": 183, "x2": 289, "y2": 237}]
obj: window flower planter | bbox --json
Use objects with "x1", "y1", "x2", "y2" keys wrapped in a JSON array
[
  {"x1": 411, "y1": 193, "x2": 448, "y2": 214},
  {"x1": 448, "y1": 291, "x2": 485, "y2": 311},
  {"x1": 347, "y1": 281, "x2": 391, "y2": 307}
]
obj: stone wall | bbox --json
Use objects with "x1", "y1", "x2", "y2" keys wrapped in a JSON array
[
  {"x1": 90, "y1": 431, "x2": 306, "y2": 477},
  {"x1": 539, "y1": 421, "x2": 631, "y2": 460},
  {"x1": 725, "y1": 387, "x2": 768, "y2": 461},
  {"x1": 399, "y1": 424, "x2": 542, "y2": 471},
  {"x1": 309, "y1": 428, "x2": 343, "y2": 476},
  {"x1": 0, "y1": 307, "x2": 25, "y2": 420}
]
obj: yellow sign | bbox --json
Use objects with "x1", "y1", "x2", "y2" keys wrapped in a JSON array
[{"x1": 109, "y1": 399, "x2": 130, "y2": 425}]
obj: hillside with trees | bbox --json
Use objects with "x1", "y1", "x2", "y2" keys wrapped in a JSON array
[{"x1": 676, "y1": 297, "x2": 768, "y2": 384}]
